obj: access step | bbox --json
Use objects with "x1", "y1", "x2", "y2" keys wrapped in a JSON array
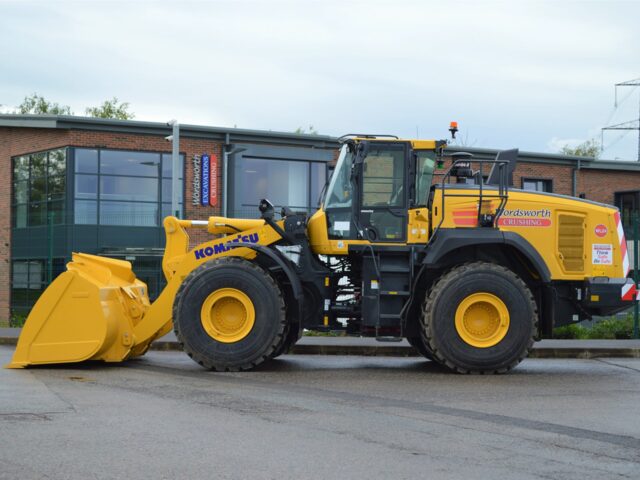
[{"x1": 378, "y1": 265, "x2": 411, "y2": 273}]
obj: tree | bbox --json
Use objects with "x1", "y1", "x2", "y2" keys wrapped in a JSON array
[
  {"x1": 294, "y1": 125, "x2": 319, "y2": 135},
  {"x1": 17, "y1": 93, "x2": 73, "y2": 115},
  {"x1": 559, "y1": 138, "x2": 600, "y2": 158},
  {"x1": 85, "y1": 97, "x2": 134, "y2": 120}
]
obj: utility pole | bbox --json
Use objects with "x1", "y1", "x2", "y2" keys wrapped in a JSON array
[
  {"x1": 602, "y1": 78, "x2": 640, "y2": 161},
  {"x1": 166, "y1": 120, "x2": 181, "y2": 217}
]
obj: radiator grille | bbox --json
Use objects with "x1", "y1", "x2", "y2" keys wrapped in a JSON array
[{"x1": 558, "y1": 214, "x2": 585, "y2": 272}]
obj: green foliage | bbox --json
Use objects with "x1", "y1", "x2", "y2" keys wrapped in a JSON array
[
  {"x1": 17, "y1": 93, "x2": 73, "y2": 115},
  {"x1": 9, "y1": 312, "x2": 27, "y2": 328},
  {"x1": 294, "y1": 125, "x2": 319, "y2": 135},
  {"x1": 85, "y1": 97, "x2": 134, "y2": 120},
  {"x1": 559, "y1": 138, "x2": 600, "y2": 158},
  {"x1": 552, "y1": 323, "x2": 588, "y2": 339},
  {"x1": 588, "y1": 316, "x2": 635, "y2": 339},
  {"x1": 303, "y1": 329, "x2": 344, "y2": 336},
  {"x1": 554, "y1": 315, "x2": 634, "y2": 339}
]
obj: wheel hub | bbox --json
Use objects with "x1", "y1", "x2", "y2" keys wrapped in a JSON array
[
  {"x1": 454, "y1": 292, "x2": 510, "y2": 348},
  {"x1": 200, "y1": 288, "x2": 255, "y2": 343}
]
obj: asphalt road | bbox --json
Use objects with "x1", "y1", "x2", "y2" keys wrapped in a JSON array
[{"x1": 1, "y1": 346, "x2": 639, "y2": 480}]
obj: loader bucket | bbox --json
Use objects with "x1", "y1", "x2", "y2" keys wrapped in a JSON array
[{"x1": 7, "y1": 253, "x2": 151, "y2": 368}]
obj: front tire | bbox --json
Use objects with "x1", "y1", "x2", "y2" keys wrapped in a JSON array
[
  {"x1": 173, "y1": 257, "x2": 286, "y2": 371},
  {"x1": 421, "y1": 262, "x2": 537, "y2": 374}
]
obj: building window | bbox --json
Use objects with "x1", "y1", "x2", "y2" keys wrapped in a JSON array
[
  {"x1": 231, "y1": 157, "x2": 326, "y2": 218},
  {"x1": 522, "y1": 178, "x2": 552, "y2": 193},
  {"x1": 10, "y1": 258, "x2": 66, "y2": 324},
  {"x1": 12, "y1": 148, "x2": 67, "y2": 228},
  {"x1": 73, "y1": 148, "x2": 184, "y2": 226},
  {"x1": 615, "y1": 191, "x2": 639, "y2": 239}
]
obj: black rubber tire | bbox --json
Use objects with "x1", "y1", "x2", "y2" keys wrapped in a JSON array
[
  {"x1": 420, "y1": 262, "x2": 537, "y2": 374},
  {"x1": 270, "y1": 325, "x2": 299, "y2": 358},
  {"x1": 173, "y1": 257, "x2": 286, "y2": 371},
  {"x1": 406, "y1": 335, "x2": 435, "y2": 361}
]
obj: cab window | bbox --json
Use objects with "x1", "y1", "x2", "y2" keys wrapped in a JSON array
[
  {"x1": 362, "y1": 146, "x2": 405, "y2": 207},
  {"x1": 415, "y1": 151, "x2": 435, "y2": 206}
]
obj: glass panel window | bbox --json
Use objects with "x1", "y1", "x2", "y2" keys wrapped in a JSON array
[
  {"x1": 48, "y1": 149, "x2": 66, "y2": 177},
  {"x1": 311, "y1": 162, "x2": 326, "y2": 209},
  {"x1": 47, "y1": 175, "x2": 66, "y2": 200},
  {"x1": 162, "y1": 178, "x2": 184, "y2": 204},
  {"x1": 75, "y1": 200, "x2": 97, "y2": 224},
  {"x1": 75, "y1": 175, "x2": 98, "y2": 199},
  {"x1": 162, "y1": 202, "x2": 184, "y2": 219},
  {"x1": 30, "y1": 177, "x2": 46, "y2": 202},
  {"x1": 28, "y1": 260, "x2": 45, "y2": 285},
  {"x1": 161, "y1": 154, "x2": 184, "y2": 179},
  {"x1": 75, "y1": 149, "x2": 98, "y2": 174},
  {"x1": 362, "y1": 146, "x2": 405, "y2": 207},
  {"x1": 14, "y1": 156, "x2": 29, "y2": 181},
  {"x1": 49, "y1": 200, "x2": 65, "y2": 225},
  {"x1": 522, "y1": 178, "x2": 552, "y2": 193},
  {"x1": 100, "y1": 151, "x2": 161, "y2": 177},
  {"x1": 72, "y1": 149, "x2": 184, "y2": 226},
  {"x1": 325, "y1": 145, "x2": 354, "y2": 209},
  {"x1": 28, "y1": 202, "x2": 46, "y2": 226},
  {"x1": 13, "y1": 180, "x2": 28, "y2": 204},
  {"x1": 13, "y1": 204, "x2": 27, "y2": 228},
  {"x1": 12, "y1": 261, "x2": 29, "y2": 288},
  {"x1": 415, "y1": 151, "x2": 435, "y2": 206},
  {"x1": 100, "y1": 201, "x2": 158, "y2": 226},
  {"x1": 237, "y1": 158, "x2": 309, "y2": 211},
  {"x1": 31, "y1": 152, "x2": 46, "y2": 178},
  {"x1": 100, "y1": 176, "x2": 158, "y2": 202}
]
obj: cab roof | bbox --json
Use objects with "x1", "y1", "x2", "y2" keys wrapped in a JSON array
[{"x1": 338, "y1": 134, "x2": 440, "y2": 150}]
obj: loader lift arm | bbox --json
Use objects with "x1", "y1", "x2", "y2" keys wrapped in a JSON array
[{"x1": 7, "y1": 201, "x2": 309, "y2": 368}]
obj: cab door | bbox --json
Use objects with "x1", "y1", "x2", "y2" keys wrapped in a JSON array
[{"x1": 356, "y1": 142, "x2": 408, "y2": 242}]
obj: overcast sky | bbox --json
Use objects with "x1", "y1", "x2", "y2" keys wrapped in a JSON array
[{"x1": 1, "y1": 0, "x2": 639, "y2": 159}]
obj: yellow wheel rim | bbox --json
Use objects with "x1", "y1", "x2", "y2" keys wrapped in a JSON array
[
  {"x1": 454, "y1": 292, "x2": 510, "y2": 348},
  {"x1": 200, "y1": 288, "x2": 255, "y2": 343}
]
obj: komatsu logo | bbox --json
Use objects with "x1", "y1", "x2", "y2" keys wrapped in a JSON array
[{"x1": 194, "y1": 233, "x2": 260, "y2": 260}]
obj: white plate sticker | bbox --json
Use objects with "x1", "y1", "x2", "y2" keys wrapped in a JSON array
[
  {"x1": 334, "y1": 221, "x2": 350, "y2": 232},
  {"x1": 592, "y1": 244, "x2": 612, "y2": 265}
]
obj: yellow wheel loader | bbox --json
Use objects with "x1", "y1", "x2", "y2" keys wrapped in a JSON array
[{"x1": 8, "y1": 135, "x2": 638, "y2": 373}]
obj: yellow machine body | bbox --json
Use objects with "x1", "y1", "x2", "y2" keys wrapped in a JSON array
[
  {"x1": 307, "y1": 189, "x2": 626, "y2": 281},
  {"x1": 7, "y1": 135, "x2": 635, "y2": 371}
]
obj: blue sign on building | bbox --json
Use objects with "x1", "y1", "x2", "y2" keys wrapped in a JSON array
[{"x1": 201, "y1": 154, "x2": 210, "y2": 206}]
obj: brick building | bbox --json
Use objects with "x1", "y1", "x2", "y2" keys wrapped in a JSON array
[{"x1": 1, "y1": 114, "x2": 639, "y2": 326}]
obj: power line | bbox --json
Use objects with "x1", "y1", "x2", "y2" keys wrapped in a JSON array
[
  {"x1": 604, "y1": 85, "x2": 637, "y2": 126},
  {"x1": 602, "y1": 78, "x2": 640, "y2": 161}
]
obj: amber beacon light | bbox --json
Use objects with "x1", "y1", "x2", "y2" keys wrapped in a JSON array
[{"x1": 449, "y1": 121, "x2": 458, "y2": 139}]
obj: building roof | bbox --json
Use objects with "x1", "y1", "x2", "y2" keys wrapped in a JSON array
[
  {"x1": 0, "y1": 114, "x2": 340, "y2": 149},
  {"x1": 443, "y1": 145, "x2": 640, "y2": 172},
  {"x1": 1, "y1": 114, "x2": 639, "y2": 171}
]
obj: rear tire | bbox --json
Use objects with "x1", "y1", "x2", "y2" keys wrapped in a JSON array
[
  {"x1": 406, "y1": 335, "x2": 435, "y2": 361},
  {"x1": 421, "y1": 262, "x2": 537, "y2": 374},
  {"x1": 173, "y1": 257, "x2": 286, "y2": 371}
]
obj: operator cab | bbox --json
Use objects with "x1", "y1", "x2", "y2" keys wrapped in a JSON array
[{"x1": 322, "y1": 137, "x2": 438, "y2": 243}]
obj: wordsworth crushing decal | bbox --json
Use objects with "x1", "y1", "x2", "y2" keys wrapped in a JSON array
[
  {"x1": 497, "y1": 208, "x2": 552, "y2": 227},
  {"x1": 452, "y1": 205, "x2": 552, "y2": 227}
]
